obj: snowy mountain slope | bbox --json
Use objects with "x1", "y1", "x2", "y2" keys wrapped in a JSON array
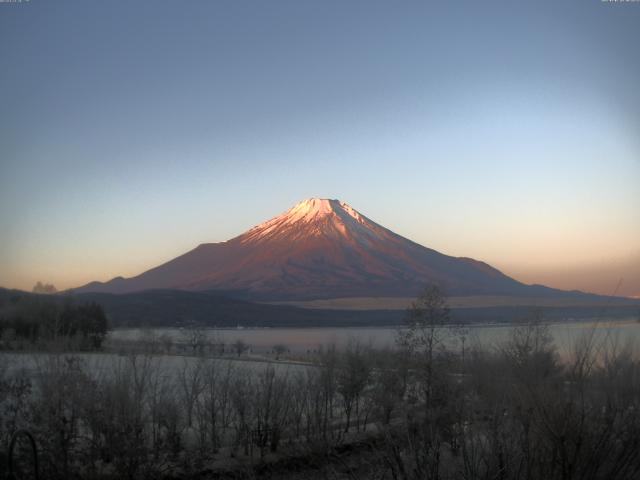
[{"x1": 73, "y1": 198, "x2": 575, "y2": 300}]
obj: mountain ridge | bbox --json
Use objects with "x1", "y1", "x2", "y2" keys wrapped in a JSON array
[{"x1": 71, "y1": 198, "x2": 603, "y2": 301}]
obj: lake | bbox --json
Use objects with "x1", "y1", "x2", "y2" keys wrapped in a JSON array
[{"x1": 108, "y1": 317, "x2": 640, "y2": 357}]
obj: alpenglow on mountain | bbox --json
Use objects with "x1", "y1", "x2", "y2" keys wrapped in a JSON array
[{"x1": 74, "y1": 198, "x2": 551, "y2": 300}]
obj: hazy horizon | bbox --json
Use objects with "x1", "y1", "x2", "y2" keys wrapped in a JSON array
[{"x1": 1, "y1": 1, "x2": 639, "y2": 297}]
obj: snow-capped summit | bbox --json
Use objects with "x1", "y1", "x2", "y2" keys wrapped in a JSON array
[
  {"x1": 285, "y1": 198, "x2": 339, "y2": 221},
  {"x1": 73, "y1": 198, "x2": 537, "y2": 300},
  {"x1": 239, "y1": 198, "x2": 384, "y2": 245}
]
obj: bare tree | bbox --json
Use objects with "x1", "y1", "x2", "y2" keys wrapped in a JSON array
[
  {"x1": 230, "y1": 369, "x2": 254, "y2": 456},
  {"x1": 253, "y1": 365, "x2": 292, "y2": 455},
  {"x1": 159, "y1": 333, "x2": 174, "y2": 354},
  {"x1": 337, "y1": 340, "x2": 371, "y2": 432},
  {"x1": 233, "y1": 339, "x2": 248, "y2": 357},
  {"x1": 371, "y1": 349, "x2": 409, "y2": 424},
  {"x1": 397, "y1": 283, "x2": 451, "y2": 411},
  {"x1": 183, "y1": 324, "x2": 208, "y2": 356},
  {"x1": 178, "y1": 358, "x2": 204, "y2": 428},
  {"x1": 273, "y1": 343, "x2": 287, "y2": 360}
]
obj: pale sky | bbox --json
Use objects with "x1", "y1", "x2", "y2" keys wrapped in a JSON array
[{"x1": 1, "y1": 1, "x2": 639, "y2": 297}]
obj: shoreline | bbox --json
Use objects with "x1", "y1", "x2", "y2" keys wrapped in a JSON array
[{"x1": 109, "y1": 316, "x2": 639, "y2": 332}]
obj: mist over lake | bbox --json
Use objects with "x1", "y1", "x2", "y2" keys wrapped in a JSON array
[{"x1": 109, "y1": 318, "x2": 640, "y2": 357}]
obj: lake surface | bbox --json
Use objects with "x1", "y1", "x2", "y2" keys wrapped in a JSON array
[
  {"x1": 3, "y1": 320, "x2": 638, "y2": 379},
  {"x1": 109, "y1": 318, "x2": 640, "y2": 356},
  {"x1": 0, "y1": 352, "x2": 309, "y2": 380}
]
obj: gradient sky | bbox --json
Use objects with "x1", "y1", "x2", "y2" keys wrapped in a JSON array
[{"x1": 1, "y1": 0, "x2": 639, "y2": 297}]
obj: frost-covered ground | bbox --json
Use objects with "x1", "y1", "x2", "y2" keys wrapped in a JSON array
[{"x1": 0, "y1": 351, "x2": 311, "y2": 381}]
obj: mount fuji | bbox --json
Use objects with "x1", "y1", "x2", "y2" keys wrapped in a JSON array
[{"x1": 73, "y1": 198, "x2": 580, "y2": 301}]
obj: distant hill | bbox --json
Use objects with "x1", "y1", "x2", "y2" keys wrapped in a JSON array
[
  {"x1": 72, "y1": 289, "x2": 403, "y2": 328},
  {"x1": 70, "y1": 198, "x2": 626, "y2": 303},
  {"x1": 73, "y1": 290, "x2": 640, "y2": 327},
  {"x1": 0, "y1": 287, "x2": 400, "y2": 328},
  {"x1": 2, "y1": 287, "x2": 638, "y2": 329}
]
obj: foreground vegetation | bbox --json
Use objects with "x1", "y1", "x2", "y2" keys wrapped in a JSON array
[{"x1": 1, "y1": 287, "x2": 639, "y2": 479}]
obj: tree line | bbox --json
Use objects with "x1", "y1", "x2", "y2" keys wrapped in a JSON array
[{"x1": 0, "y1": 293, "x2": 109, "y2": 351}]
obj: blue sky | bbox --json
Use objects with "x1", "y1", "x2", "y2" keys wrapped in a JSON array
[{"x1": 1, "y1": 0, "x2": 639, "y2": 296}]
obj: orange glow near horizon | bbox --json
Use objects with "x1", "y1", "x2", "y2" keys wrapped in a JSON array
[{"x1": 3, "y1": 227, "x2": 639, "y2": 298}]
